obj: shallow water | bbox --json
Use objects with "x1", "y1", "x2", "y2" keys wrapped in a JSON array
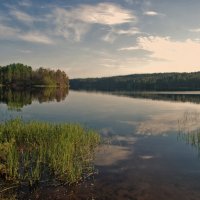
[{"x1": 1, "y1": 89, "x2": 200, "y2": 199}]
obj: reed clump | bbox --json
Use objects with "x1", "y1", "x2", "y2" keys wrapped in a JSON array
[{"x1": 0, "y1": 119, "x2": 100, "y2": 185}]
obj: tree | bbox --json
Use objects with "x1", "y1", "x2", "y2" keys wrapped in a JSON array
[{"x1": 0, "y1": 63, "x2": 69, "y2": 87}]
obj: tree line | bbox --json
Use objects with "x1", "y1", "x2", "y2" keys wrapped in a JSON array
[
  {"x1": 70, "y1": 72, "x2": 200, "y2": 91},
  {"x1": 0, "y1": 63, "x2": 69, "y2": 87}
]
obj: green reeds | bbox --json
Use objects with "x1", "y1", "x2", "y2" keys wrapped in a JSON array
[{"x1": 0, "y1": 119, "x2": 100, "y2": 185}]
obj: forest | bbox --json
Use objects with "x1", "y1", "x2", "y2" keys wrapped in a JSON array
[
  {"x1": 70, "y1": 72, "x2": 200, "y2": 91},
  {"x1": 0, "y1": 63, "x2": 69, "y2": 87}
]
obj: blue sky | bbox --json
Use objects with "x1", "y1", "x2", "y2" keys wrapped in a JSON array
[{"x1": 0, "y1": 0, "x2": 200, "y2": 78}]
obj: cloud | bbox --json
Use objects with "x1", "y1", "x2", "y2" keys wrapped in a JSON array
[
  {"x1": 118, "y1": 46, "x2": 140, "y2": 51},
  {"x1": 0, "y1": 24, "x2": 20, "y2": 38},
  {"x1": 10, "y1": 10, "x2": 35, "y2": 23},
  {"x1": 51, "y1": 3, "x2": 136, "y2": 41},
  {"x1": 136, "y1": 113, "x2": 178, "y2": 135},
  {"x1": 18, "y1": 32, "x2": 54, "y2": 44},
  {"x1": 102, "y1": 31, "x2": 116, "y2": 43},
  {"x1": 52, "y1": 8, "x2": 90, "y2": 41},
  {"x1": 144, "y1": 11, "x2": 159, "y2": 16},
  {"x1": 0, "y1": 7, "x2": 53, "y2": 45},
  {"x1": 9, "y1": 9, "x2": 45, "y2": 24},
  {"x1": 124, "y1": 0, "x2": 149, "y2": 6},
  {"x1": 0, "y1": 22, "x2": 53, "y2": 44},
  {"x1": 72, "y1": 3, "x2": 136, "y2": 25},
  {"x1": 124, "y1": 0, "x2": 135, "y2": 5},
  {"x1": 102, "y1": 27, "x2": 139, "y2": 43},
  {"x1": 18, "y1": 0, "x2": 32, "y2": 7},
  {"x1": 120, "y1": 36, "x2": 200, "y2": 72},
  {"x1": 137, "y1": 36, "x2": 200, "y2": 62},
  {"x1": 3, "y1": 2, "x2": 137, "y2": 43},
  {"x1": 18, "y1": 49, "x2": 32, "y2": 54},
  {"x1": 189, "y1": 28, "x2": 200, "y2": 33},
  {"x1": 114, "y1": 27, "x2": 140, "y2": 35},
  {"x1": 136, "y1": 111, "x2": 200, "y2": 136},
  {"x1": 100, "y1": 57, "x2": 148, "y2": 71},
  {"x1": 95, "y1": 144, "x2": 131, "y2": 166}
]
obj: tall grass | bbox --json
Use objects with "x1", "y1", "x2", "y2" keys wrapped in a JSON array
[{"x1": 0, "y1": 119, "x2": 100, "y2": 185}]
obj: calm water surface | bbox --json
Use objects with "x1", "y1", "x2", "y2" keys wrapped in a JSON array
[{"x1": 1, "y1": 89, "x2": 200, "y2": 200}]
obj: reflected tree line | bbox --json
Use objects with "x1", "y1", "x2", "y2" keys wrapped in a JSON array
[
  {"x1": 0, "y1": 87, "x2": 68, "y2": 110},
  {"x1": 112, "y1": 92, "x2": 200, "y2": 104}
]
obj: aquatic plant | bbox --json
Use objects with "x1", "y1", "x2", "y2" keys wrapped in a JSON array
[
  {"x1": 0, "y1": 119, "x2": 100, "y2": 185},
  {"x1": 178, "y1": 111, "x2": 200, "y2": 151}
]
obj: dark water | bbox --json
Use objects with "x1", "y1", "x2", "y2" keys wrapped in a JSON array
[{"x1": 1, "y1": 89, "x2": 200, "y2": 199}]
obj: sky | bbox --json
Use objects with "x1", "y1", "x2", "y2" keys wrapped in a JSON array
[{"x1": 0, "y1": 0, "x2": 200, "y2": 78}]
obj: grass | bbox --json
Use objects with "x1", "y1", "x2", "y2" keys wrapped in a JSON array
[
  {"x1": 0, "y1": 119, "x2": 100, "y2": 186},
  {"x1": 179, "y1": 130, "x2": 200, "y2": 151}
]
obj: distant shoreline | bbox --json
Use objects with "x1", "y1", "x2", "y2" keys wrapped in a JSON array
[{"x1": 70, "y1": 71, "x2": 200, "y2": 92}]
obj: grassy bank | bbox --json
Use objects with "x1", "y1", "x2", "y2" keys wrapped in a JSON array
[{"x1": 0, "y1": 119, "x2": 100, "y2": 185}]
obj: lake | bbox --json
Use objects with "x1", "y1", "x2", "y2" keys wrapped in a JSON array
[{"x1": 1, "y1": 88, "x2": 200, "y2": 200}]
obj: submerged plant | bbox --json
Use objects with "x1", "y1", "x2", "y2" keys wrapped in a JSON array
[{"x1": 0, "y1": 119, "x2": 100, "y2": 185}]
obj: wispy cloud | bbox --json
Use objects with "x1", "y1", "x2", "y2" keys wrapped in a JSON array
[
  {"x1": 18, "y1": 32, "x2": 54, "y2": 44},
  {"x1": 100, "y1": 56, "x2": 148, "y2": 71},
  {"x1": 51, "y1": 3, "x2": 136, "y2": 41},
  {"x1": 102, "y1": 27, "x2": 139, "y2": 43},
  {"x1": 189, "y1": 28, "x2": 200, "y2": 33},
  {"x1": 124, "y1": 0, "x2": 135, "y2": 5},
  {"x1": 0, "y1": 24, "x2": 20, "y2": 38},
  {"x1": 2, "y1": 2, "x2": 137, "y2": 43},
  {"x1": 0, "y1": 19, "x2": 53, "y2": 45},
  {"x1": 118, "y1": 46, "x2": 140, "y2": 51},
  {"x1": 10, "y1": 10, "x2": 35, "y2": 23},
  {"x1": 124, "y1": 0, "x2": 148, "y2": 6},
  {"x1": 18, "y1": 49, "x2": 32, "y2": 54},
  {"x1": 102, "y1": 31, "x2": 116, "y2": 43},
  {"x1": 0, "y1": 6, "x2": 54, "y2": 45},
  {"x1": 51, "y1": 8, "x2": 90, "y2": 41},
  {"x1": 144, "y1": 11, "x2": 159, "y2": 16},
  {"x1": 70, "y1": 3, "x2": 136, "y2": 25},
  {"x1": 114, "y1": 27, "x2": 140, "y2": 35},
  {"x1": 18, "y1": 0, "x2": 32, "y2": 7}
]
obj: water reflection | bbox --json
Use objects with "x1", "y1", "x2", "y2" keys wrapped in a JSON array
[
  {"x1": 95, "y1": 136, "x2": 137, "y2": 166},
  {"x1": 178, "y1": 111, "x2": 200, "y2": 151},
  {"x1": 112, "y1": 91, "x2": 200, "y2": 104},
  {"x1": 135, "y1": 113, "x2": 179, "y2": 135},
  {"x1": 0, "y1": 87, "x2": 68, "y2": 110},
  {"x1": 1, "y1": 91, "x2": 200, "y2": 199},
  {"x1": 95, "y1": 145, "x2": 131, "y2": 166}
]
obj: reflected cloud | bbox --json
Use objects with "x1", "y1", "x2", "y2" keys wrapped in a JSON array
[
  {"x1": 95, "y1": 135, "x2": 137, "y2": 166},
  {"x1": 114, "y1": 135, "x2": 137, "y2": 145},
  {"x1": 136, "y1": 114, "x2": 177, "y2": 135},
  {"x1": 139, "y1": 155, "x2": 155, "y2": 160},
  {"x1": 120, "y1": 113, "x2": 179, "y2": 135},
  {"x1": 100, "y1": 127, "x2": 115, "y2": 137},
  {"x1": 134, "y1": 111, "x2": 200, "y2": 136},
  {"x1": 95, "y1": 144, "x2": 131, "y2": 166},
  {"x1": 178, "y1": 111, "x2": 200, "y2": 134}
]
